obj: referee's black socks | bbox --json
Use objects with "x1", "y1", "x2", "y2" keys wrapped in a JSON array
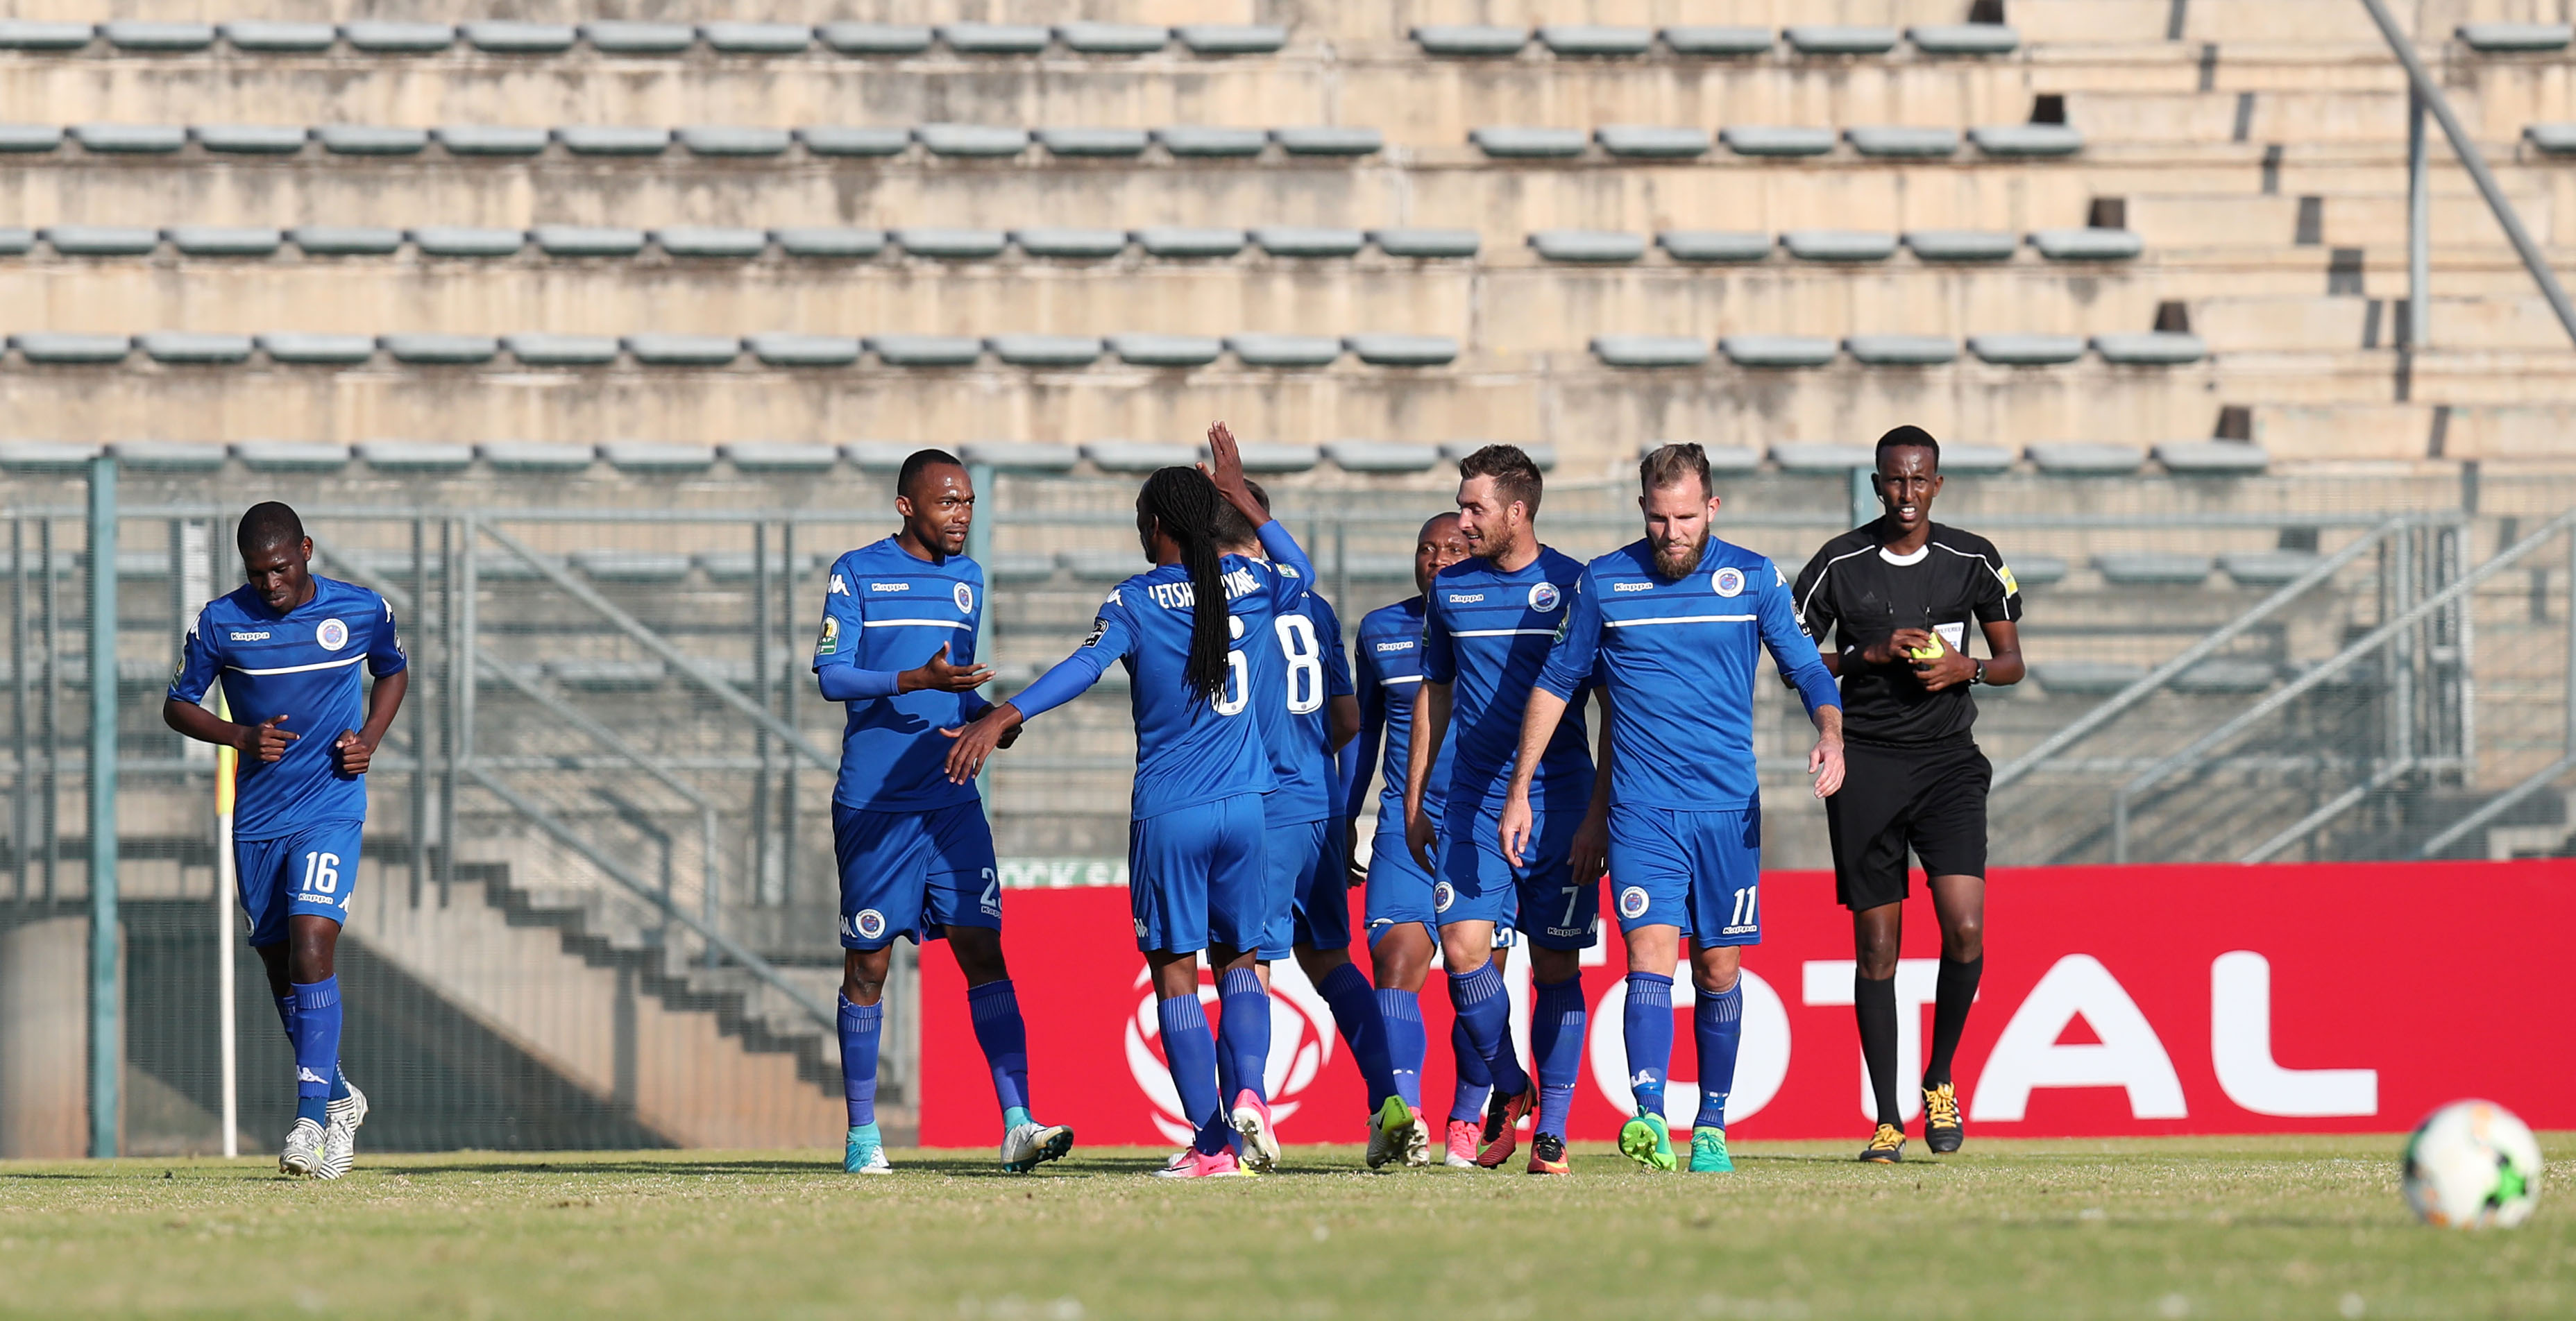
[
  {"x1": 1854, "y1": 972, "x2": 1902, "y2": 1129},
  {"x1": 1924, "y1": 957, "x2": 1984, "y2": 1090}
]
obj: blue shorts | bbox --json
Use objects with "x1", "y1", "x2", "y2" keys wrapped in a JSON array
[
  {"x1": 1260, "y1": 816, "x2": 1351, "y2": 957},
  {"x1": 1363, "y1": 799, "x2": 1515, "y2": 949},
  {"x1": 235, "y1": 820, "x2": 364, "y2": 947},
  {"x1": 1436, "y1": 800, "x2": 1597, "y2": 951},
  {"x1": 1129, "y1": 792, "x2": 1267, "y2": 956},
  {"x1": 1607, "y1": 803, "x2": 1763, "y2": 947},
  {"x1": 832, "y1": 799, "x2": 1000, "y2": 950}
]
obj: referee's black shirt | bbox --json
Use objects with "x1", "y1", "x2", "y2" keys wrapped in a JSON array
[{"x1": 1791, "y1": 520, "x2": 2023, "y2": 749}]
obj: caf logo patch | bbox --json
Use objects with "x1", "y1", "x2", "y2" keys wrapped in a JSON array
[
  {"x1": 1711, "y1": 568, "x2": 1746, "y2": 598},
  {"x1": 315, "y1": 618, "x2": 349, "y2": 651},
  {"x1": 815, "y1": 615, "x2": 840, "y2": 656},
  {"x1": 852, "y1": 908, "x2": 887, "y2": 941},
  {"x1": 1527, "y1": 582, "x2": 1562, "y2": 613},
  {"x1": 1618, "y1": 886, "x2": 1651, "y2": 920},
  {"x1": 954, "y1": 582, "x2": 974, "y2": 613},
  {"x1": 1433, "y1": 882, "x2": 1456, "y2": 914}
]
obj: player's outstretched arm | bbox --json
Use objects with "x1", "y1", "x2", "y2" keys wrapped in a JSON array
[
  {"x1": 942, "y1": 701, "x2": 1024, "y2": 783},
  {"x1": 1499, "y1": 685, "x2": 1571, "y2": 867},
  {"x1": 334, "y1": 668, "x2": 410, "y2": 776},
  {"x1": 1402, "y1": 680, "x2": 1450, "y2": 871}
]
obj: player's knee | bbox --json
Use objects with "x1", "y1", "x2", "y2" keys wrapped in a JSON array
[
  {"x1": 1294, "y1": 944, "x2": 1349, "y2": 982},
  {"x1": 841, "y1": 948, "x2": 892, "y2": 1003},
  {"x1": 949, "y1": 928, "x2": 1009, "y2": 985},
  {"x1": 1695, "y1": 965, "x2": 1741, "y2": 996},
  {"x1": 1942, "y1": 915, "x2": 1983, "y2": 962},
  {"x1": 1854, "y1": 930, "x2": 1902, "y2": 979}
]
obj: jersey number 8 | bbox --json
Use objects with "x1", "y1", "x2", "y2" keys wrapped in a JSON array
[{"x1": 1274, "y1": 615, "x2": 1325, "y2": 715}]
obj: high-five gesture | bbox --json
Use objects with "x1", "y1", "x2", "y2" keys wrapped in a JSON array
[
  {"x1": 1204, "y1": 421, "x2": 1268, "y2": 529},
  {"x1": 901, "y1": 642, "x2": 995, "y2": 694}
]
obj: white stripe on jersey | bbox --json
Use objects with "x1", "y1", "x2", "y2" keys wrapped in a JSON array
[
  {"x1": 225, "y1": 654, "x2": 368, "y2": 677},
  {"x1": 1451, "y1": 627, "x2": 1558, "y2": 638},
  {"x1": 1795, "y1": 543, "x2": 1879, "y2": 624},
  {"x1": 1604, "y1": 613, "x2": 1757, "y2": 627},
  {"x1": 858, "y1": 619, "x2": 972, "y2": 629},
  {"x1": 1931, "y1": 540, "x2": 2016, "y2": 595},
  {"x1": 1380, "y1": 674, "x2": 1423, "y2": 684}
]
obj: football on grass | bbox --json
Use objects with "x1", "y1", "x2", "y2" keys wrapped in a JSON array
[{"x1": 2403, "y1": 1099, "x2": 2542, "y2": 1228}]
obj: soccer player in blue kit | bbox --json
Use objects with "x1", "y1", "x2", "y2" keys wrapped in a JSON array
[
  {"x1": 1210, "y1": 488, "x2": 1415, "y2": 1169},
  {"x1": 1402, "y1": 445, "x2": 1613, "y2": 1175},
  {"x1": 944, "y1": 423, "x2": 1314, "y2": 1179},
  {"x1": 164, "y1": 502, "x2": 408, "y2": 1179},
  {"x1": 1346, "y1": 511, "x2": 1509, "y2": 1168},
  {"x1": 1501, "y1": 444, "x2": 1846, "y2": 1173},
  {"x1": 813, "y1": 449, "x2": 1074, "y2": 1176}
]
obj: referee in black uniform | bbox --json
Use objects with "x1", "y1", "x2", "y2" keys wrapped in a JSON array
[{"x1": 1791, "y1": 425, "x2": 2025, "y2": 1162}]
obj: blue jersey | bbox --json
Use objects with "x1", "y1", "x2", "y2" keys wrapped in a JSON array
[
  {"x1": 1346, "y1": 596, "x2": 1455, "y2": 820},
  {"x1": 1537, "y1": 538, "x2": 1841, "y2": 812},
  {"x1": 812, "y1": 536, "x2": 988, "y2": 814},
  {"x1": 1011, "y1": 522, "x2": 1316, "y2": 821},
  {"x1": 168, "y1": 576, "x2": 407, "y2": 840},
  {"x1": 1421, "y1": 547, "x2": 1595, "y2": 815},
  {"x1": 1248, "y1": 590, "x2": 1352, "y2": 826}
]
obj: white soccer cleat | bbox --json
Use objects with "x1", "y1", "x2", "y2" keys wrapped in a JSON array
[
  {"x1": 851, "y1": 1144, "x2": 893, "y2": 1175},
  {"x1": 323, "y1": 1080, "x2": 369, "y2": 1180},
  {"x1": 1000, "y1": 1122, "x2": 1074, "y2": 1173},
  {"x1": 1403, "y1": 1109, "x2": 1434, "y2": 1168},
  {"x1": 1230, "y1": 1089, "x2": 1281, "y2": 1173},
  {"x1": 280, "y1": 1118, "x2": 329, "y2": 1179},
  {"x1": 1365, "y1": 1096, "x2": 1419, "y2": 1171}
]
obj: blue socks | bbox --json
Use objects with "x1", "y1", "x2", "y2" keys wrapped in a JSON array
[
  {"x1": 1624, "y1": 971, "x2": 1675, "y2": 1118},
  {"x1": 1695, "y1": 980, "x2": 1743, "y2": 1132},
  {"x1": 966, "y1": 979, "x2": 1033, "y2": 1122},
  {"x1": 1532, "y1": 977, "x2": 1585, "y2": 1139},
  {"x1": 273, "y1": 990, "x2": 350, "y2": 1104},
  {"x1": 1450, "y1": 1019, "x2": 1493, "y2": 1122},
  {"x1": 1158, "y1": 996, "x2": 1230, "y2": 1155},
  {"x1": 1447, "y1": 960, "x2": 1530, "y2": 1098},
  {"x1": 1216, "y1": 967, "x2": 1271, "y2": 1104},
  {"x1": 1316, "y1": 962, "x2": 1398, "y2": 1111},
  {"x1": 1376, "y1": 988, "x2": 1425, "y2": 1110},
  {"x1": 290, "y1": 977, "x2": 341, "y2": 1127},
  {"x1": 838, "y1": 995, "x2": 881, "y2": 1128}
]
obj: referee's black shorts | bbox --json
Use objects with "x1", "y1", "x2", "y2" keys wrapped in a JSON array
[{"x1": 1824, "y1": 737, "x2": 1991, "y2": 912}]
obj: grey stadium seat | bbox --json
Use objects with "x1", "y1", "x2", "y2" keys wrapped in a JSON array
[
  {"x1": 1595, "y1": 126, "x2": 1711, "y2": 157},
  {"x1": 2029, "y1": 228, "x2": 2144, "y2": 261},
  {"x1": 1940, "y1": 445, "x2": 2017, "y2": 473},
  {"x1": 917, "y1": 124, "x2": 1028, "y2": 157},
  {"x1": 1371, "y1": 228, "x2": 1480, "y2": 258},
  {"x1": 110, "y1": 439, "x2": 222, "y2": 468},
  {"x1": 2093, "y1": 553, "x2": 2212, "y2": 586},
  {"x1": 139, "y1": 332, "x2": 254, "y2": 364},
  {"x1": 232, "y1": 441, "x2": 350, "y2": 470},
  {"x1": 1785, "y1": 25, "x2": 1900, "y2": 54},
  {"x1": 1252, "y1": 227, "x2": 1366, "y2": 257},
  {"x1": 0, "y1": 21, "x2": 94, "y2": 50},
  {"x1": 655, "y1": 226, "x2": 768, "y2": 258},
  {"x1": 556, "y1": 126, "x2": 669, "y2": 156},
  {"x1": 1972, "y1": 124, "x2": 2085, "y2": 157},
  {"x1": 744, "y1": 334, "x2": 861, "y2": 366},
  {"x1": 1843, "y1": 334, "x2": 1958, "y2": 365},
  {"x1": 1175, "y1": 24, "x2": 1287, "y2": 53},
  {"x1": 1539, "y1": 25, "x2": 1654, "y2": 56},
  {"x1": 2458, "y1": 23, "x2": 2572, "y2": 51},
  {"x1": 960, "y1": 441, "x2": 1081, "y2": 470},
  {"x1": 2027, "y1": 442, "x2": 2146, "y2": 474},
  {"x1": 1721, "y1": 126, "x2": 1835, "y2": 156},
  {"x1": 291, "y1": 225, "x2": 403, "y2": 255},
  {"x1": 1155, "y1": 126, "x2": 1265, "y2": 157},
  {"x1": 895, "y1": 228, "x2": 1008, "y2": 259},
  {"x1": 1109, "y1": 334, "x2": 1224, "y2": 366},
  {"x1": 1345, "y1": 334, "x2": 1459, "y2": 366},
  {"x1": 774, "y1": 227, "x2": 887, "y2": 257},
  {"x1": 74, "y1": 123, "x2": 185, "y2": 153},
  {"x1": 317, "y1": 125, "x2": 427, "y2": 155},
  {"x1": 1326, "y1": 441, "x2": 1442, "y2": 472},
  {"x1": 532, "y1": 225, "x2": 647, "y2": 257},
  {"x1": 1412, "y1": 25, "x2": 1527, "y2": 56},
  {"x1": 2155, "y1": 440, "x2": 2268, "y2": 475},
  {"x1": 1910, "y1": 24, "x2": 2019, "y2": 55},
  {"x1": 987, "y1": 334, "x2": 1103, "y2": 367},
  {"x1": 799, "y1": 126, "x2": 910, "y2": 156},
  {"x1": 0, "y1": 125, "x2": 64, "y2": 153},
  {"x1": 1770, "y1": 443, "x2": 1876, "y2": 470},
  {"x1": 1059, "y1": 548, "x2": 1144, "y2": 579},
  {"x1": 702, "y1": 22, "x2": 811, "y2": 54},
  {"x1": 1273, "y1": 126, "x2": 1382, "y2": 156},
  {"x1": 12, "y1": 333, "x2": 128, "y2": 363},
  {"x1": 437, "y1": 125, "x2": 548, "y2": 156},
  {"x1": 504, "y1": 334, "x2": 620, "y2": 366},
  {"x1": 0, "y1": 228, "x2": 31, "y2": 254},
  {"x1": 0, "y1": 441, "x2": 100, "y2": 469},
  {"x1": 409, "y1": 227, "x2": 526, "y2": 257},
  {"x1": 2033, "y1": 663, "x2": 2144, "y2": 695},
  {"x1": 938, "y1": 24, "x2": 1049, "y2": 53},
  {"x1": 382, "y1": 334, "x2": 500, "y2": 364},
  {"x1": 1968, "y1": 333, "x2": 2085, "y2": 364},
  {"x1": 2170, "y1": 659, "x2": 2278, "y2": 694},
  {"x1": 1444, "y1": 440, "x2": 1557, "y2": 469},
  {"x1": 2221, "y1": 550, "x2": 2320, "y2": 586},
  {"x1": 720, "y1": 441, "x2": 840, "y2": 470},
  {"x1": 44, "y1": 225, "x2": 159, "y2": 255},
  {"x1": 1012, "y1": 228, "x2": 1130, "y2": 259},
  {"x1": 1905, "y1": 230, "x2": 2019, "y2": 262},
  {"x1": 257, "y1": 332, "x2": 375, "y2": 364},
  {"x1": 866, "y1": 334, "x2": 983, "y2": 366},
  {"x1": 624, "y1": 334, "x2": 740, "y2": 366},
  {"x1": 1471, "y1": 126, "x2": 1587, "y2": 158},
  {"x1": 1235, "y1": 444, "x2": 1321, "y2": 472},
  {"x1": 478, "y1": 441, "x2": 595, "y2": 470},
  {"x1": 1083, "y1": 441, "x2": 1196, "y2": 471},
  {"x1": 817, "y1": 24, "x2": 932, "y2": 54},
  {"x1": 1530, "y1": 230, "x2": 1645, "y2": 262},
  {"x1": 2006, "y1": 554, "x2": 2068, "y2": 586},
  {"x1": 1661, "y1": 26, "x2": 1772, "y2": 55},
  {"x1": 1133, "y1": 227, "x2": 1246, "y2": 258},
  {"x1": 1721, "y1": 336, "x2": 1838, "y2": 368},
  {"x1": 356, "y1": 440, "x2": 475, "y2": 470},
  {"x1": 680, "y1": 126, "x2": 791, "y2": 157},
  {"x1": 1659, "y1": 230, "x2": 1772, "y2": 262},
  {"x1": 1846, "y1": 126, "x2": 1959, "y2": 157},
  {"x1": 841, "y1": 442, "x2": 918, "y2": 470},
  {"x1": 1037, "y1": 128, "x2": 1149, "y2": 157},
  {"x1": 1592, "y1": 335, "x2": 1710, "y2": 368},
  {"x1": 581, "y1": 22, "x2": 695, "y2": 54},
  {"x1": 549, "y1": 659, "x2": 669, "y2": 690},
  {"x1": 1226, "y1": 333, "x2": 1342, "y2": 366},
  {"x1": 462, "y1": 22, "x2": 575, "y2": 53},
  {"x1": 2094, "y1": 332, "x2": 2208, "y2": 364},
  {"x1": 2523, "y1": 123, "x2": 2576, "y2": 154},
  {"x1": 341, "y1": 22, "x2": 452, "y2": 52},
  {"x1": 167, "y1": 226, "x2": 282, "y2": 257},
  {"x1": 194, "y1": 124, "x2": 307, "y2": 155},
  {"x1": 102, "y1": 22, "x2": 214, "y2": 51},
  {"x1": 1056, "y1": 22, "x2": 1166, "y2": 53},
  {"x1": 597, "y1": 443, "x2": 715, "y2": 472},
  {"x1": 1783, "y1": 230, "x2": 1899, "y2": 262}
]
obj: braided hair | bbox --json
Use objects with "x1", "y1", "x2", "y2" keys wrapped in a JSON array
[{"x1": 1137, "y1": 466, "x2": 1233, "y2": 704}]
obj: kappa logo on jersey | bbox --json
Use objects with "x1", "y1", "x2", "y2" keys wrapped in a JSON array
[
  {"x1": 1618, "y1": 885, "x2": 1652, "y2": 920},
  {"x1": 1711, "y1": 567, "x2": 1746, "y2": 598},
  {"x1": 1613, "y1": 580, "x2": 1654, "y2": 593},
  {"x1": 953, "y1": 582, "x2": 974, "y2": 613},
  {"x1": 815, "y1": 615, "x2": 840, "y2": 656},
  {"x1": 869, "y1": 581, "x2": 910, "y2": 593},
  {"x1": 846, "y1": 907, "x2": 888, "y2": 941},
  {"x1": 1446, "y1": 593, "x2": 1484, "y2": 604},
  {"x1": 1374, "y1": 640, "x2": 1414, "y2": 653},
  {"x1": 829, "y1": 574, "x2": 850, "y2": 597},
  {"x1": 228, "y1": 630, "x2": 271, "y2": 641},
  {"x1": 315, "y1": 618, "x2": 349, "y2": 651},
  {"x1": 1432, "y1": 880, "x2": 1457, "y2": 913},
  {"x1": 1528, "y1": 582, "x2": 1561, "y2": 613}
]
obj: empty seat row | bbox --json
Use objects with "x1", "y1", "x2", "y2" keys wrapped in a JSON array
[
  {"x1": 1414, "y1": 23, "x2": 2021, "y2": 58},
  {"x1": 0, "y1": 19, "x2": 1288, "y2": 58},
  {"x1": 1471, "y1": 123, "x2": 2080, "y2": 160},
  {"x1": 0, "y1": 224, "x2": 1495, "y2": 261},
  {"x1": 2458, "y1": 23, "x2": 2575, "y2": 52},
  {"x1": 2031, "y1": 657, "x2": 2285, "y2": 697},
  {"x1": 0, "y1": 331, "x2": 1471, "y2": 369},
  {"x1": 1592, "y1": 332, "x2": 2209, "y2": 368},
  {"x1": 0, "y1": 122, "x2": 1386, "y2": 160},
  {"x1": 1656, "y1": 440, "x2": 2263, "y2": 477},
  {"x1": 1532, "y1": 228, "x2": 2140, "y2": 264}
]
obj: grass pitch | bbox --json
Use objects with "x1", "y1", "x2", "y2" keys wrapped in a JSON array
[{"x1": 3, "y1": 1136, "x2": 2568, "y2": 1320}]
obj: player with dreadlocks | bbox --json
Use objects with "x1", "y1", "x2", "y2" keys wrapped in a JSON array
[{"x1": 944, "y1": 423, "x2": 1316, "y2": 1177}]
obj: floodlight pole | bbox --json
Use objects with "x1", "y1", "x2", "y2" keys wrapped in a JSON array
[
  {"x1": 85, "y1": 454, "x2": 117, "y2": 1159},
  {"x1": 2407, "y1": 87, "x2": 2431, "y2": 348}
]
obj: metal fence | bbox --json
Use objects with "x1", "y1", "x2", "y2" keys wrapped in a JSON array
[{"x1": 2, "y1": 460, "x2": 2570, "y2": 1157}]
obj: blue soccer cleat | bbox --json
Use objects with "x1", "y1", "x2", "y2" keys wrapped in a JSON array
[
  {"x1": 1619, "y1": 1110, "x2": 1677, "y2": 1172},
  {"x1": 845, "y1": 1123, "x2": 891, "y2": 1175},
  {"x1": 1689, "y1": 1127, "x2": 1734, "y2": 1173}
]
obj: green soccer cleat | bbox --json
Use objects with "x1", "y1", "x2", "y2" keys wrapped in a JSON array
[
  {"x1": 1618, "y1": 1111, "x2": 1677, "y2": 1172},
  {"x1": 845, "y1": 1123, "x2": 891, "y2": 1175},
  {"x1": 1689, "y1": 1127, "x2": 1734, "y2": 1173}
]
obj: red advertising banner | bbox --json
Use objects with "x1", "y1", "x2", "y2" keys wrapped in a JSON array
[{"x1": 921, "y1": 860, "x2": 2573, "y2": 1148}]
